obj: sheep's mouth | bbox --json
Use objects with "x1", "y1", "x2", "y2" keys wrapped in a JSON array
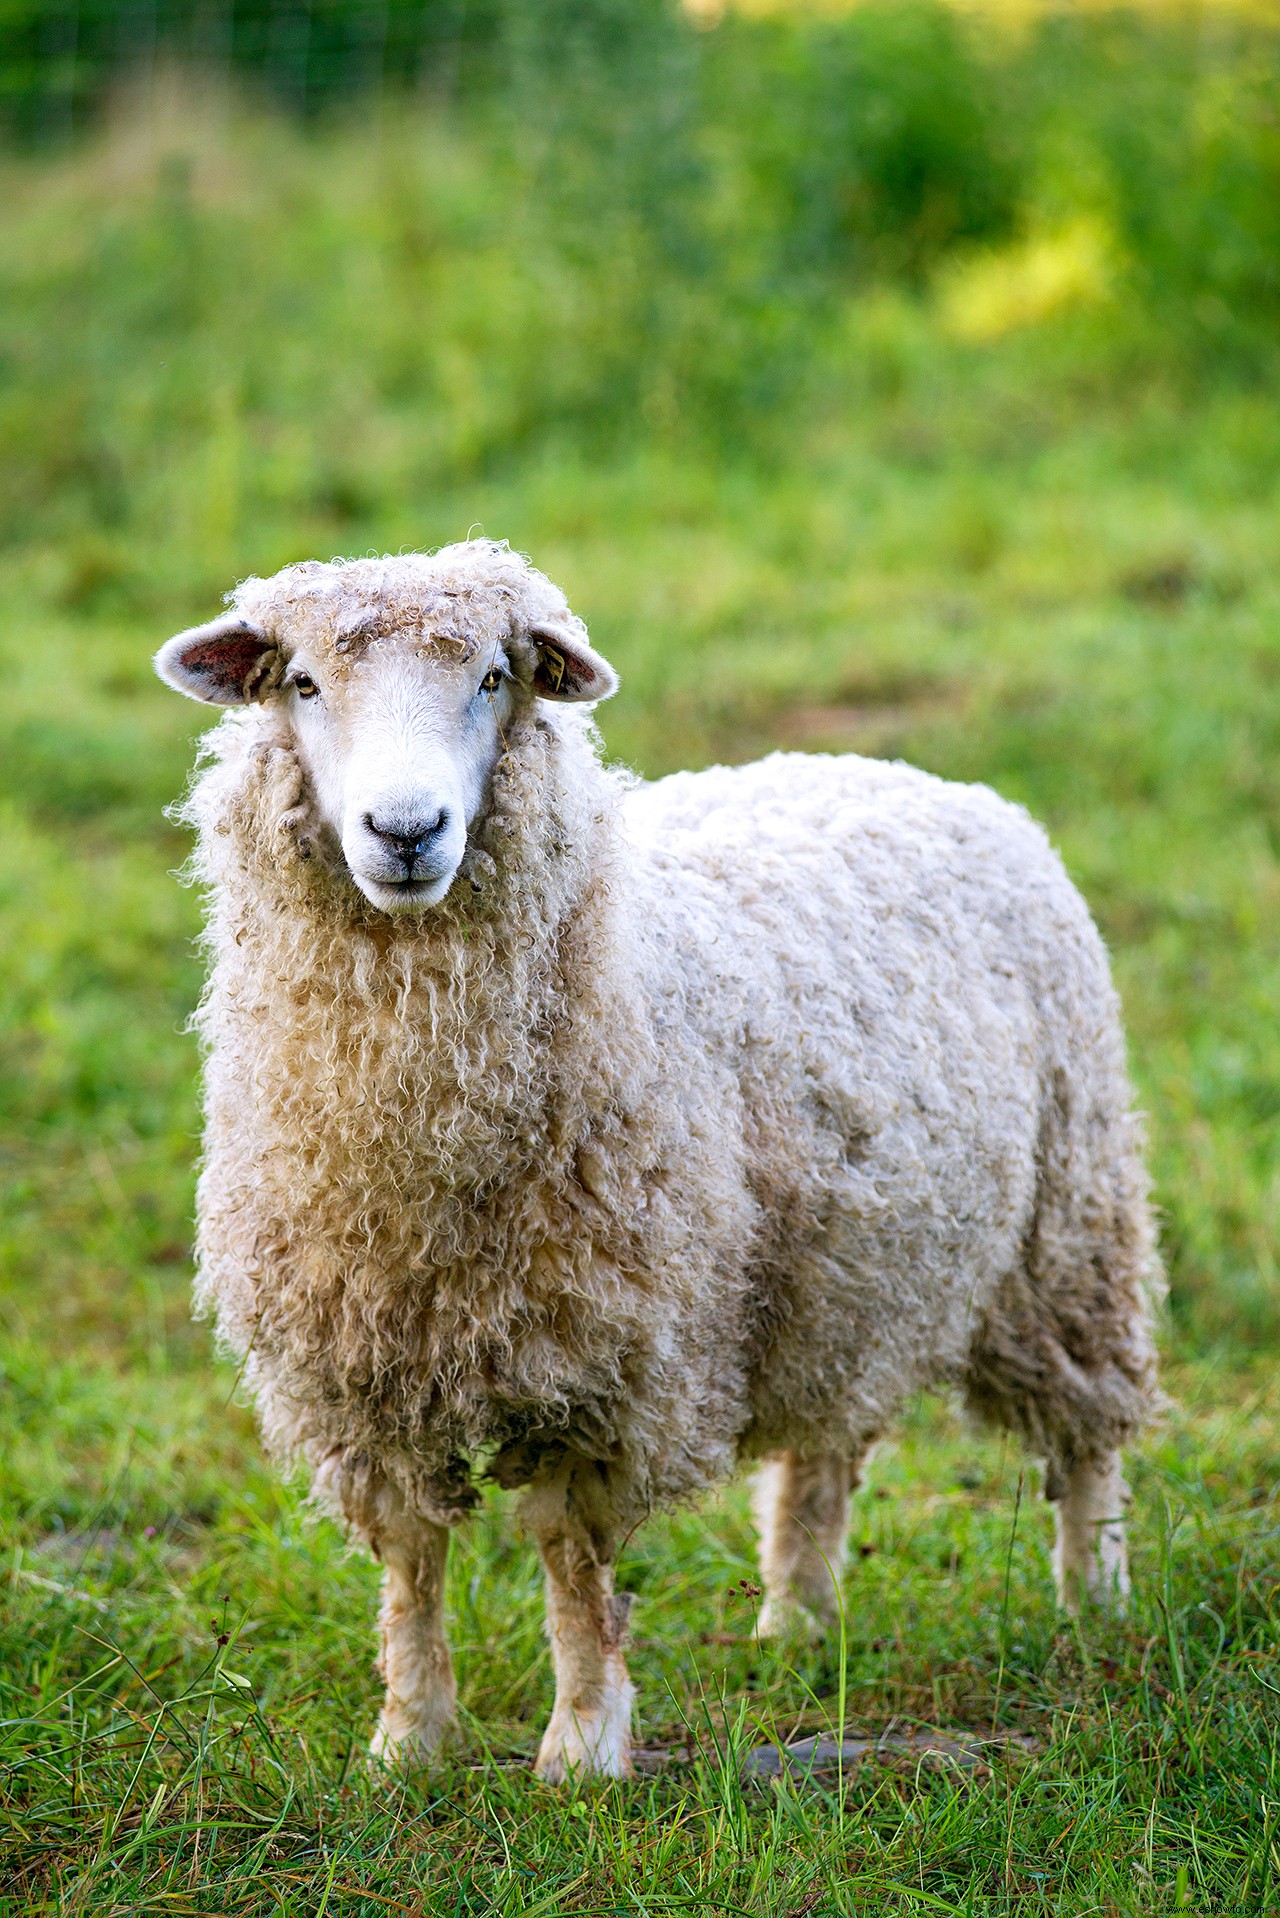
[{"x1": 352, "y1": 869, "x2": 457, "y2": 913}]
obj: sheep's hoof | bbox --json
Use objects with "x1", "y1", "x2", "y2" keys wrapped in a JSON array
[
  {"x1": 755, "y1": 1595, "x2": 831, "y2": 1643},
  {"x1": 1054, "y1": 1518, "x2": 1130, "y2": 1619},
  {"x1": 534, "y1": 1710, "x2": 633, "y2": 1783},
  {"x1": 534, "y1": 1746, "x2": 634, "y2": 1785},
  {"x1": 1056, "y1": 1568, "x2": 1131, "y2": 1620},
  {"x1": 368, "y1": 1712, "x2": 456, "y2": 1772}
]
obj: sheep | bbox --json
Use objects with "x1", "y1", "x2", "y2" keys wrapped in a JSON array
[{"x1": 154, "y1": 537, "x2": 1163, "y2": 1782}]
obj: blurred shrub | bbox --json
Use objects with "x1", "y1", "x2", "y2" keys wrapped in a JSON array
[
  {"x1": 706, "y1": 6, "x2": 1019, "y2": 285},
  {"x1": 998, "y1": 11, "x2": 1280, "y2": 366},
  {"x1": 1091, "y1": 21, "x2": 1280, "y2": 363},
  {"x1": 4, "y1": 0, "x2": 1280, "y2": 365},
  {"x1": 1, "y1": 0, "x2": 1279, "y2": 549},
  {"x1": 0, "y1": 0, "x2": 501, "y2": 134}
]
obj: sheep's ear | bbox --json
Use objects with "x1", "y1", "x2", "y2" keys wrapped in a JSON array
[
  {"x1": 529, "y1": 619, "x2": 619, "y2": 704},
  {"x1": 154, "y1": 615, "x2": 280, "y2": 706}
]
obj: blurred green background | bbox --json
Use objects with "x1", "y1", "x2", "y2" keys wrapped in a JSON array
[
  {"x1": 2, "y1": 2, "x2": 1280, "y2": 1909},
  {"x1": 4, "y1": 0, "x2": 1280, "y2": 1351}
]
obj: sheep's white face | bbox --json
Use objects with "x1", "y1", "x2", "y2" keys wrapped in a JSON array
[
  {"x1": 155, "y1": 558, "x2": 618, "y2": 915},
  {"x1": 282, "y1": 641, "x2": 514, "y2": 913}
]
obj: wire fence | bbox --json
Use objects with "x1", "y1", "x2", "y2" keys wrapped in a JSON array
[{"x1": 0, "y1": 0, "x2": 499, "y2": 139}]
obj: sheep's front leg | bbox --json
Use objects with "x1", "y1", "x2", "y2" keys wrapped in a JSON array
[
  {"x1": 314, "y1": 1454, "x2": 457, "y2": 1763},
  {"x1": 1052, "y1": 1451, "x2": 1130, "y2": 1615},
  {"x1": 523, "y1": 1465, "x2": 635, "y2": 1782}
]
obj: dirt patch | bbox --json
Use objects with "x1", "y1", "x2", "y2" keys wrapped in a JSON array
[
  {"x1": 627, "y1": 1725, "x2": 1039, "y2": 1783},
  {"x1": 775, "y1": 676, "x2": 966, "y2": 755},
  {"x1": 741, "y1": 1726, "x2": 1039, "y2": 1782},
  {"x1": 1118, "y1": 554, "x2": 1199, "y2": 607}
]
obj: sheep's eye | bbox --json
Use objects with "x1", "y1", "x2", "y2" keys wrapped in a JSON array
[
  {"x1": 479, "y1": 668, "x2": 503, "y2": 695},
  {"x1": 291, "y1": 673, "x2": 319, "y2": 699}
]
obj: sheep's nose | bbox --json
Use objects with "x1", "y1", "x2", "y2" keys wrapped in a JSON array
[{"x1": 364, "y1": 807, "x2": 448, "y2": 864}]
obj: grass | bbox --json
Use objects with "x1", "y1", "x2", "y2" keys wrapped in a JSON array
[
  {"x1": 3, "y1": 1362, "x2": 1277, "y2": 1910},
  {"x1": 1, "y1": 87, "x2": 1280, "y2": 1914}
]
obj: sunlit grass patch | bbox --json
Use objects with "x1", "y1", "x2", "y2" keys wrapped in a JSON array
[
  {"x1": 712, "y1": 0, "x2": 1280, "y2": 23},
  {"x1": 937, "y1": 220, "x2": 1115, "y2": 344}
]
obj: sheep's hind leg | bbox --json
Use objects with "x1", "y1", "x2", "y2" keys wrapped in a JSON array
[
  {"x1": 369, "y1": 1519, "x2": 457, "y2": 1763},
  {"x1": 1052, "y1": 1451, "x2": 1130, "y2": 1616},
  {"x1": 753, "y1": 1449, "x2": 864, "y2": 1639},
  {"x1": 524, "y1": 1463, "x2": 635, "y2": 1782}
]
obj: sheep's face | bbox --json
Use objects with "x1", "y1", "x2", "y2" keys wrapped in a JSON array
[
  {"x1": 281, "y1": 638, "x2": 517, "y2": 912},
  {"x1": 155, "y1": 548, "x2": 619, "y2": 915}
]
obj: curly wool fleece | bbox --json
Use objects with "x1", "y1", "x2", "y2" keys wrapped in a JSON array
[{"x1": 179, "y1": 543, "x2": 1161, "y2": 1548}]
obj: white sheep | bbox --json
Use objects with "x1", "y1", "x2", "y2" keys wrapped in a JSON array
[{"x1": 155, "y1": 538, "x2": 1162, "y2": 1781}]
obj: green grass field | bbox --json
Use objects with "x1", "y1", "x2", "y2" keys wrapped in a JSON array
[{"x1": 1, "y1": 78, "x2": 1280, "y2": 1915}]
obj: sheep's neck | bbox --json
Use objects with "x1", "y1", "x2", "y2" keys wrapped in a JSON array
[
  {"x1": 192, "y1": 713, "x2": 741, "y2": 1502},
  {"x1": 201, "y1": 711, "x2": 640, "y2": 1213}
]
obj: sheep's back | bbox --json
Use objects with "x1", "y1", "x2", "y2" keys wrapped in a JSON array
[{"x1": 622, "y1": 752, "x2": 1135, "y2": 1447}]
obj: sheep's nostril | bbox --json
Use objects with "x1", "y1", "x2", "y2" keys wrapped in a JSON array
[{"x1": 365, "y1": 808, "x2": 449, "y2": 866}]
